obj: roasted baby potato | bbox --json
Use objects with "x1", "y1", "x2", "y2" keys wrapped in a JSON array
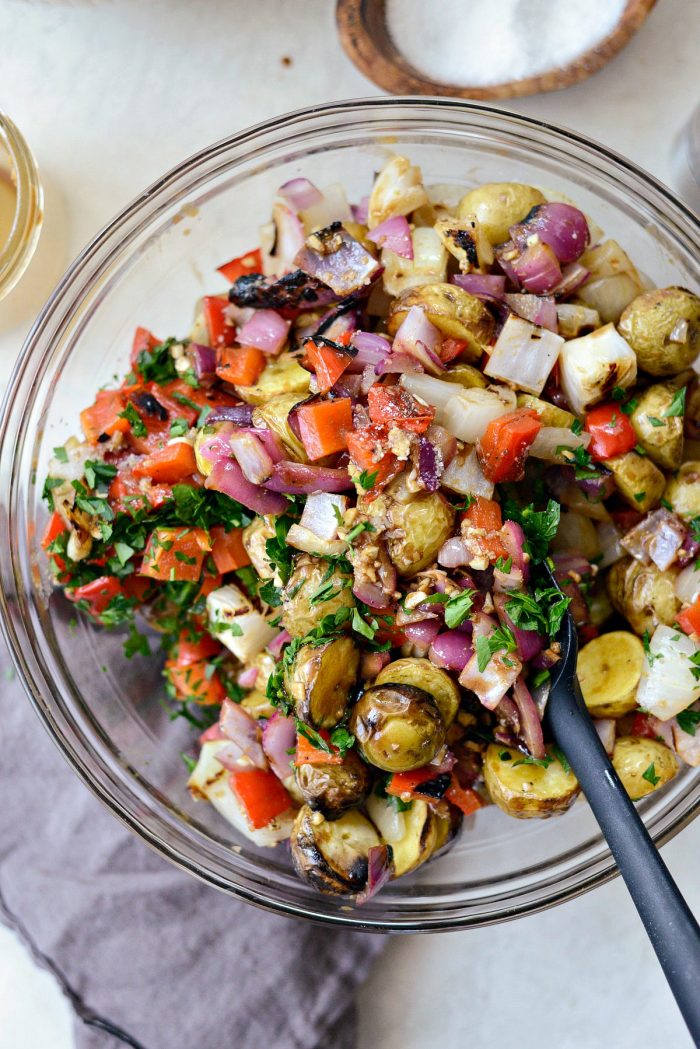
[
  {"x1": 252, "y1": 392, "x2": 309, "y2": 462},
  {"x1": 629, "y1": 382, "x2": 685, "y2": 470},
  {"x1": 432, "y1": 800, "x2": 464, "y2": 859},
  {"x1": 483, "y1": 744, "x2": 580, "y2": 819},
  {"x1": 577, "y1": 631, "x2": 644, "y2": 717},
  {"x1": 385, "y1": 490, "x2": 455, "y2": 577},
  {"x1": 290, "y1": 805, "x2": 381, "y2": 895},
  {"x1": 516, "y1": 394, "x2": 576, "y2": 429},
  {"x1": 242, "y1": 517, "x2": 277, "y2": 580},
  {"x1": 295, "y1": 748, "x2": 372, "y2": 819},
  {"x1": 612, "y1": 737, "x2": 678, "y2": 800},
  {"x1": 618, "y1": 287, "x2": 700, "y2": 376},
  {"x1": 235, "y1": 352, "x2": 310, "y2": 406},
  {"x1": 685, "y1": 378, "x2": 700, "y2": 440},
  {"x1": 457, "y1": 182, "x2": 545, "y2": 245},
  {"x1": 604, "y1": 451, "x2": 665, "y2": 513},
  {"x1": 663, "y1": 461, "x2": 700, "y2": 521},
  {"x1": 366, "y1": 793, "x2": 443, "y2": 877},
  {"x1": 375, "y1": 657, "x2": 460, "y2": 727},
  {"x1": 284, "y1": 636, "x2": 360, "y2": 728},
  {"x1": 350, "y1": 683, "x2": 445, "y2": 772},
  {"x1": 386, "y1": 283, "x2": 494, "y2": 359},
  {"x1": 281, "y1": 556, "x2": 354, "y2": 638},
  {"x1": 443, "y1": 362, "x2": 488, "y2": 389},
  {"x1": 606, "y1": 556, "x2": 681, "y2": 637}
]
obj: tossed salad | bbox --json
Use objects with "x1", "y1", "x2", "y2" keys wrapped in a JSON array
[{"x1": 43, "y1": 157, "x2": 700, "y2": 902}]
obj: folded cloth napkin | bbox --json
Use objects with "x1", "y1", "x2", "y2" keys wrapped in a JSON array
[{"x1": 0, "y1": 641, "x2": 385, "y2": 1049}]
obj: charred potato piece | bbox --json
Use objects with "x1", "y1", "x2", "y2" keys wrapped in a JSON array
[
  {"x1": 375, "y1": 657, "x2": 460, "y2": 727},
  {"x1": 290, "y1": 805, "x2": 381, "y2": 895},
  {"x1": 285, "y1": 636, "x2": 360, "y2": 729},
  {"x1": 252, "y1": 393, "x2": 309, "y2": 462},
  {"x1": 663, "y1": 461, "x2": 700, "y2": 521},
  {"x1": 577, "y1": 631, "x2": 644, "y2": 718},
  {"x1": 386, "y1": 283, "x2": 494, "y2": 360},
  {"x1": 483, "y1": 744, "x2": 580, "y2": 819},
  {"x1": 431, "y1": 800, "x2": 464, "y2": 859},
  {"x1": 516, "y1": 394, "x2": 576, "y2": 429},
  {"x1": 242, "y1": 517, "x2": 277, "y2": 581},
  {"x1": 606, "y1": 556, "x2": 681, "y2": 637},
  {"x1": 457, "y1": 182, "x2": 545, "y2": 245},
  {"x1": 295, "y1": 748, "x2": 372, "y2": 819},
  {"x1": 612, "y1": 737, "x2": 678, "y2": 800},
  {"x1": 365, "y1": 793, "x2": 441, "y2": 877},
  {"x1": 442, "y1": 363, "x2": 488, "y2": 389},
  {"x1": 618, "y1": 287, "x2": 700, "y2": 376},
  {"x1": 350, "y1": 684, "x2": 445, "y2": 772},
  {"x1": 629, "y1": 382, "x2": 685, "y2": 470},
  {"x1": 235, "y1": 352, "x2": 310, "y2": 406},
  {"x1": 604, "y1": 451, "x2": 665, "y2": 513},
  {"x1": 385, "y1": 490, "x2": 455, "y2": 577},
  {"x1": 281, "y1": 556, "x2": 354, "y2": 638}
]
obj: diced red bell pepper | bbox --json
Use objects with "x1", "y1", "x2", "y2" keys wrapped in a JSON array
[
  {"x1": 445, "y1": 777, "x2": 483, "y2": 816},
  {"x1": 121, "y1": 575, "x2": 153, "y2": 605},
  {"x1": 67, "y1": 575, "x2": 123, "y2": 618},
  {"x1": 166, "y1": 659, "x2": 225, "y2": 706},
  {"x1": 215, "y1": 345, "x2": 266, "y2": 387},
  {"x1": 585, "y1": 403, "x2": 637, "y2": 460},
  {"x1": 367, "y1": 384, "x2": 435, "y2": 434},
  {"x1": 217, "y1": 248, "x2": 263, "y2": 283},
  {"x1": 174, "y1": 630, "x2": 222, "y2": 667},
  {"x1": 477, "y1": 408, "x2": 542, "y2": 484},
  {"x1": 294, "y1": 730, "x2": 344, "y2": 767},
  {"x1": 295, "y1": 398, "x2": 353, "y2": 460},
  {"x1": 464, "y1": 496, "x2": 502, "y2": 532},
  {"x1": 132, "y1": 441, "x2": 197, "y2": 484},
  {"x1": 229, "y1": 768, "x2": 293, "y2": 829},
  {"x1": 80, "y1": 389, "x2": 130, "y2": 444},
  {"x1": 139, "y1": 527, "x2": 211, "y2": 582},
  {"x1": 346, "y1": 425, "x2": 400, "y2": 491},
  {"x1": 197, "y1": 571, "x2": 223, "y2": 600},
  {"x1": 303, "y1": 339, "x2": 353, "y2": 394},
  {"x1": 386, "y1": 766, "x2": 447, "y2": 800},
  {"x1": 440, "y1": 338, "x2": 469, "y2": 363},
  {"x1": 108, "y1": 465, "x2": 172, "y2": 515},
  {"x1": 130, "y1": 327, "x2": 160, "y2": 374},
  {"x1": 41, "y1": 512, "x2": 69, "y2": 573},
  {"x1": 203, "y1": 296, "x2": 236, "y2": 348},
  {"x1": 210, "y1": 526, "x2": 251, "y2": 574},
  {"x1": 677, "y1": 597, "x2": 700, "y2": 638}
]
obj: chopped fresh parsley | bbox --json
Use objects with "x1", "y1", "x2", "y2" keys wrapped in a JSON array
[
  {"x1": 53, "y1": 445, "x2": 68, "y2": 463},
  {"x1": 475, "y1": 625, "x2": 517, "y2": 672},
  {"x1": 495, "y1": 556, "x2": 513, "y2": 573},
  {"x1": 689, "y1": 651, "x2": 700, "y2": 683},
  {"x1": 642, "y1": 762, "x2": 660, "y2": 786},
  {"x1": 135, "y1": 338, "x2": 178, "y2": 385},
  {"x1": 345, "y1": 520, "x2": 375, "y2": 545},
  {"x1": 84, "y1": 459, "x2": 117, "y2": 490},
  {"x1": 501, "y1": 499, "x2": 560, "y2": 563},
  {"x1": 642, "y1": 630, "x2": 658, "y2": 668},
  {"x1": 123, "y1": 622, "x2": 151, "y2": 659},
  {"x1": 676, "y1": 707, "x2": 700, "y2": 736},
  {"x1": 634, "y1": 444, "x2": 647, "y2": 457},
  {"x1": 570, "y1": 418, "x2": 583, "y2": 436},
  {"x1": 295, "y1": 719, "x2": 332, "y2": 754},
  {"x1": 118, "y1": 402, "x2": 147, "y2": 438},
  {"x1": 531, "y1": 667, "x2": 551, "y2": 689},
  {"x1": 505, "y1": 586, "x2": 570, "y2": 640},
  {"x1": 633, "y1": 491, "x2": 646, "y2": 503},
  {"x1": 330, "y1": 726, "x2": 355, "y2": 756},
  {"x1": 551, "y1": 745, "x2": 571, "y2": 774},
  {"x1": 647, "y1": 416, "x2": 665, "y2": 428},
  {"x1": 444, "y1": 588, "x2": 477, "y2": 629},
  {"x1": 169, "y1": 417, "x2": 190, "y2": 437},
  {"x1": 258, "y1": 578, "x2": 283, "y2": 608},
  {"x1": 512, "y1": 753, "x2": 554, "y2": 769},
  {"x1": 357, "y1": 469, "x2": 379, "y2": 490},
  {"x1": 180, "y1": 751, "x2": 197, "y2": 773},
  {"x1": 663, "y1": 387, "x2": 686, "y2": 418}
]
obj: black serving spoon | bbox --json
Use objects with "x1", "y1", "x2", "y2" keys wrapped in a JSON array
[{"x1": 541, "y1": 561, "x2": 700, "y2": 1042}]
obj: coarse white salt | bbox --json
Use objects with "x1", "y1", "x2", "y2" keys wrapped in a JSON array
[{"x1": 386, "y1": 0, "x2": 627, "y2": 87}]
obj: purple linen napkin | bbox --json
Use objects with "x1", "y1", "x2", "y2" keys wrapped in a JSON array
[{"x1": 0, "y1": 641, "x2": 385, "y2": 1049}]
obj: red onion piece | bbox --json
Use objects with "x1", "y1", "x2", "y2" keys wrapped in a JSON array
[
  {"x1": 262, "y1": 713, "x2": 297, "y2": 782},
  {"x1": 206, "y1": 404, "x2": 254, "y2": 426},
  {"x1": 593, "y1": 718, "x2": 616, "y2": 755},
  {"x1": 229, "y1": 431, "x2": 275, "y2": 484},
  {"x1": 493, "y1": 593, "x2": 543, "y2": 662},
  {"x1": 451, "y1": 273, "x2": 506, "y2": 300},
  {"x1": 495, "y1": 242, "x2": 521, "y2": 287},
  {"x1": 347, "y1": 331, "x2": 392, "y2": 373},
  {"x1": 332, "y1": 373, "x2": 363, "y2": 400},
  {"x1": 500, "y1": 520, "x2": 528, "y2": 578},
  {"x1": 266, "y1": 202, "x2": 306, "y2": 276},
  {"x1": 459, "y1": 613, "x2": 522, "y2": 709},
  {"x1": 504, "y1": 293, "x2": 557, "y2": 332},
  {"x1": 375, "y1": 352, "x2": 423, "y2": 376},
  {"x1": 314, "y1": 306, "x2": 359, "y2": 343},
  {"x1": 392, "y1": 305, "x2": 445, "y2": 376},
  {"x1": 361, "y1": 650, "x2": 391, "y2": 679},
  {"x1": 552, "y1": 261, "x2": 590, "y2": 298},
  {"x1": 551, "y1": 554, "x2": 590, "y2": 625},
  {"x1": 199, "y1": 722, "x2": 224, "y2": 745},
  {"x1": 620, "y1": 508, "x2": 687, "y2": 572},
  {"x1": 218, "y1": 699, "x2": 267, "y2": 769},
  {"x1": 189, "y1": 343, "x2": 217, "y2": 380},
  {"x1": 510, "y1": 240, "x2": 562, "y2": 294},
  {"x1": 426, "y1": 423, "x2": 457, "y2": 468},
  {"x1": 367, "y1": 215, "x2": 414, "y2": 260},
  {"x1": 278, "y1": 177, "x2": 322, "y2": 212},
  {"x1": 510, "y1": 203, "x2": 590, "y2": 265},
  {"x1": 352, "y1": 196, "x2": 369, "y2": 224},
  {"x1": 240, "y1": 426, "x2": 285, "y2": 464},
  {"x1": 575, "y1": 467, "x2": 616, "y2": 502},
  {"x1": 356, "y1": 844, "x2": 393, "y2": 905},
  {"x1": 196, "y1": 422, "x2": 234, "y2": 474},
  {"x1": 238, "y1": 665, "x2": 259, "y2": 689},
  {"x1": 429, "y1": 630, "x2": 473, "y2": 672},
  {"x1": 237, "y1": 309, "x2": 291, "y2": 356},
  {"x1": 403, "y1": 618, "x2": 441, "y2": 656},
  {"x1": 437, "y1": 537, "x2": 474, "y2": 569},
  {"x1": 418, "y1": 437, "x2": 441, "y2": 492},
  {"x1": 264, "y1": 460, "x2": 353, "y2": 494},
  {"x1": 205, "y1": 457, "x2": 288, "y2": 515},
  {"x1": 268, "y1": 629, "x2": 291, "y2": 657},
  {"x1": 512, "y1": 676, "x2": 546, "y2": 760},
  {"x1": 294, "y1": 224, "x2": 381, "y2": 296}
]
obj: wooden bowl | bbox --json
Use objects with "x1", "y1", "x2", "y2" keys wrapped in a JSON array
[{"x1": 336, "y1": 0, "x2": 657, "y2": 100}]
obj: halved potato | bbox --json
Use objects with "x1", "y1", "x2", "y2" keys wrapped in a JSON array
[
  {"x1": 386, "y1": 283, "x2": 494, "y2": 359},
  {"x1": 295, "y1": 749, "x2": 372, "y2": 819},
  {"x1": 365, "y1": 793, "x2": 438, "y2": 877},
  {"x1": 516, "y1": 394, "x2": 576, "y2": 429},
  {"x1": 577, "y1": 631, "x2": 644, "y2": 718},
  {"x1": 375, "y1": 657, "x2": 460, "y2": 727},
  {"x1": 290, "y1": 805, "x2": 381, "y2": 895},
  {"x1": 605, "y1": 451, "x2": 666, "y2": 513},
  {"x1": 284, "y1": 636, "x2": 360, "y2": 728},
  {"x1": 235, "y1": 352, "x2": 310, "y2": 406},
  {"x1": 606, "y1": 557, "x2": 681, "y2": 637},
  {"x1": 612, "y1": 736, "x2": 678, "y2": 800},
  {"x1": 483, "y1": 744, "x2": 580, "y2": 819}
]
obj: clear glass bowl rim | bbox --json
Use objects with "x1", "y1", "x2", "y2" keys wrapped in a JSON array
[{"x1": 1, "y1": 96, "x2": 699, "y2": 933}]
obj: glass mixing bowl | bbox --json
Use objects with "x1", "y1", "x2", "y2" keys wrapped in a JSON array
[{"x1": 1, "y1": 98, "x2": 699, "y2": 932}]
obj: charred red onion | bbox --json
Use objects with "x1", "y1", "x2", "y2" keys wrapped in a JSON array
[
  {"x1": 264, "y1": 460, "x2": 353, "y2": 494},
  {"x1": 205, "y1": 457, "x2": 288, "y2": 515},
  {"x1": 367, "y1": 215, "x2": 414, "y2": 259},
  {"x1": 262, "y1": 713, "x2": 298, "y2": 782}
]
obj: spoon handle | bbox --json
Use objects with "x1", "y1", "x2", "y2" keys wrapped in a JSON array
[{"x1": 548, "y1": 675, "x2": 700, "y2": 1043}]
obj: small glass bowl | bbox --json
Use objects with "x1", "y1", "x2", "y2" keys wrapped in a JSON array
[
  {"x1": 0, "y1": 114, "x2": 43, "y2": 301},
  {"x1": 1, "y1": 98, "x2": 699, "y2": 931}
]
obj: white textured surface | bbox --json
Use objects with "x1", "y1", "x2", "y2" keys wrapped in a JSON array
[{"x1": 1, "y1": 1, "x2": 699, "y2": 1046}]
